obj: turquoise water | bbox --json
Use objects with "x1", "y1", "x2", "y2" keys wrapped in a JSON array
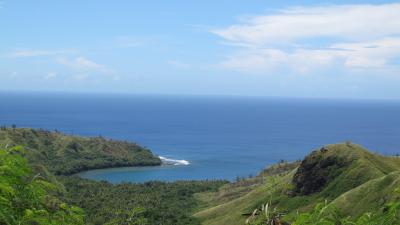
[{"x1": 1, "y1": 92, "x2": 400, "y2": 183}]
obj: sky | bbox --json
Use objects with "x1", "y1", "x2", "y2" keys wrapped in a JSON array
[{"x1": 1, "y1": 0, "x2": 400, "y2": 99}]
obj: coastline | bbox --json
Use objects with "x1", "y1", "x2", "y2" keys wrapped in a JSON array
[{"x1": 75, "y1": 156, "x2": 191, "y2": 180}]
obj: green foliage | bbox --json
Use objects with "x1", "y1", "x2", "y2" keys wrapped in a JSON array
[
  {"x1": 103, "y1": 207, "x2": 148, "y2": 225},
  {"x1": 0, "y1": 144, "x2": 221, "y2": 225},
  {"x1": 0, "y1": 128, "x2": 227, "y2": 225},
  {"x1": 2, "y1": 130, "x2": 399, "y2": 225},
  {"x1": 245, "y1": 202, "x2": 288, "y2": 225},
  {"x1": 196, "y1": 143, "x2": 400, "y2": 225},
  {"x1": 61, "y1": 177, "x2": 226, "y2": 225},
  {"x1": 291, "y1": 201, "x2": 348, "y2": 225},
  {"x1": 0, "y1": 128, "x2": 161, "y2": 175},
  {"x1": 293, "y1": 148, "x2": 350, "y2": 195},
  {"x1": 293, "y1": 143, "x2": 400, "y2": 198},
  {"x1": 291, "y1": 200, "x2": 400, "y2": 225},
  {"x1": 60, "y1": 176, "x2": 227, "y2": 225},
  {"x1": 246, "y1": 198, "x2": 400, "y2": 225},
  {"x1": 0, "y1": 146, "x2": 85, "y2": 225}
]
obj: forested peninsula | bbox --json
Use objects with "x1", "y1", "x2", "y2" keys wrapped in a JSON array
[{"x1": 0, "y1": 127, "x2": 162, "y2": 175}]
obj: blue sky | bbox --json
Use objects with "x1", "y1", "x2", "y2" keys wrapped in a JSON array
[{"x1": 1, "y1": 0, "x2": 400, "y2": 99}]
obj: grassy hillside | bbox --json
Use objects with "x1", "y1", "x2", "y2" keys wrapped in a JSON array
[
  {"x1": 329, "y1": 171, "x2": 400, "y2": 216},
  {"x1": 194, "y1": 161, "x2": 299, "y2": 212},
  {"x1": 195, "y1": 169, "x2": 296, "y2": 225},
  {"x1": 195, "y1": 143, "x2": 400, "y2": 225},
  {"x1": 0, "y1": 127, "x2": 161, "y2": 175}
]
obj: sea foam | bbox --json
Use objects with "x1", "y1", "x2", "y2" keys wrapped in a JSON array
[{"x1": 159, "y1": 156, "x2": 190, "y2": 166}]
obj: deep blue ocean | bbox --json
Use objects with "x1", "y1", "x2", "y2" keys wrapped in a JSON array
[{"x1": 1, "y1": 92, "x2": 400, "y2": 183}]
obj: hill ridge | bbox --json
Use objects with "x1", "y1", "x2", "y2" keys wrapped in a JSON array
[{"x1": 195, "y1": 142, "x2": 400, "y2": 225}]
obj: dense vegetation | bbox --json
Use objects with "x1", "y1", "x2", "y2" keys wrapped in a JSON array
[
  {"x1": 60, "y1": 177, "x2": 226, "y2": 225},
  {"x1": 1, "y1": 127, "x2": 399, "y2": 224},
  {"x1": 0, "y1": 145, "x2": 226, "y2": 225},
  {"x1": 0, "y1": 146, "x2": 85, "y2": 225},
  {"x1": 0, "y1": 127, "x2": 161, "y2": 175},
  {"x1": 0, "y1": 128, "x2": 227, "y2": 225},
  {"x1": 247, "y1": 198, "x2": 400, "y2": 225},
  {"x1": 195, "y1": 143, "x2": 400, "y2": 225}
]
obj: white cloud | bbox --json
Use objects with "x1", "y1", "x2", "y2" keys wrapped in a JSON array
[
  {"x1": 57, "y1": 56, "x2": 120, "y2": 80},
  {"x1": 219, "y1": 38, "x2": 400, "y2": 73},
  {"x1": 5, "y1": 49, "x2": 74, "y2": 58},
  {"x1": 333, "y1": 38, "x2": 400, "y2": 68},
  {"x1": 213, "y1": 4, "x2": 400, "y2": 46},
  {"x1": 57, "y1": 57, "x2": 113, "y2": 73},
  {"x1": 212, "y1": 3, "x2": 400, "y2": 74}
]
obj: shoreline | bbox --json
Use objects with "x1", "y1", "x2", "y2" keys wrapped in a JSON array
[{"x1": 75, "y1": 156, "x2": 190, "y2": 177}]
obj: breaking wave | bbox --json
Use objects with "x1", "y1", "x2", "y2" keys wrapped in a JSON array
[{"x1": 159, "y1": 156, "x2": 190, "y2": 166}]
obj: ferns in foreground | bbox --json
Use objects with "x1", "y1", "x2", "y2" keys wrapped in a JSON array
[{"x1": 246, "y1": 199, "x2": 400, "y2": 225}]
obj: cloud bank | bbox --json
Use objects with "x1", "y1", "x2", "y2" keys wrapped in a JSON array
[{"x1": 212, "y1": 3, "x2": 400, "y2": 74}]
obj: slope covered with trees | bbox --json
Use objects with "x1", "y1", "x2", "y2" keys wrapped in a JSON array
[
  {"x1": 0, "y1": 129, "x2": 227, "y2": 225},
  {"x1": 0, "y1": 127, "x2": 161, "y2": 175},
  {"x1": 60, "y1": 177, "x2": 226, "y2": 225}
]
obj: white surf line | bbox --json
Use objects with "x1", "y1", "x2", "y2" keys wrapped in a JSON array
[{"x1": 159, "y1": 156, "x2": 190, "y2": 166}]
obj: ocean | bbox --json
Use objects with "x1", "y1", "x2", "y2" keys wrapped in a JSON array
[{"x1": 1, "y1": 92, "x2": 400, "y2": 183}]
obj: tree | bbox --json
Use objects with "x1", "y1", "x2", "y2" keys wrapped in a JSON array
[{"x1": 0, "y1": 146, "x2": 85, "y2": 225}]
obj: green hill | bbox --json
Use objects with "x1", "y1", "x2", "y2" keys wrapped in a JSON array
[
  {"x1": 329, "y1": 171, "x2": 400, "y2": 217},
  {"x1": 1, "y1": 128, "x2": 399, "y2": 224},
  {"x1": 0, "y1": 129, "x2": 227, "y2": 225},
  {"x1": 0, "y1": 127, "x2": 161, "y2": 175},
  {"x1": 195, "y1": 143, "x2": 400, "y2": 225}
]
